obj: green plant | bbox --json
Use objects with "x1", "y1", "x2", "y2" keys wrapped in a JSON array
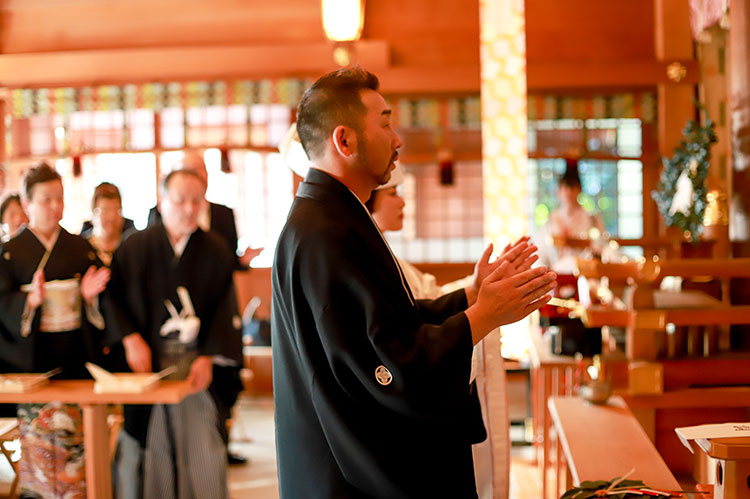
[
  {"x1": 561, "y1": 478, "x2": 659, "y2": 498},
  {"x1": 651, "y1": 107, "x2": 717, "y2": 243}
]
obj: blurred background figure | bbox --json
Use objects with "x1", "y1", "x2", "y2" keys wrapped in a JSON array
[
  {"x1": 149, "y1": 152, "x2": 256, "y2": 466},
  {"x1": 81, "y1": 182, "x2": 136, "y2": 265},
  {"x1": 148, "y1": 152, "x2": 262, "y2": 270},
  {"x1": 548, "y1": 159, "x2": 604, "y2": 239},
  {"x1": 0, "y1": 192, "x2": 29, "y2": 243}
]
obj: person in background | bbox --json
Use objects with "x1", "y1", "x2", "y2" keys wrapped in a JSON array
[
  {"x1": 105, "y1": 168, "x2": 241, "y2": 499},
  {"x1": 0, "y1": 192, "x2": 29, "y2": 243},
  {"x1": 0, "y1": 192, "x2": 28, "y2": 417},
  {"x1": 81, "y1": 182, "x2": 136, "y2": 266},
  {"x1": 0, "y1": 162, "x2": 110, "y2": 499},
  {"x1": 365, "y1": 167, "x2": 525, "y2": 497},
  {"x1": 148, "y1": 153, "x2": 258, "y2": 465},
  {"x1": 543, "y1": 159, "x2": 604, "y2": 273},
  {"x1": 147, "y1": 153, "x2": 262, "y2": 270},
  {"x1": 272, "y1": 67, "x2": 556, "y2": 498}
]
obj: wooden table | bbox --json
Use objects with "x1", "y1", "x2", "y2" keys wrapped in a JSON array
[
  {"x1": 0, "y1": 380, "x2": 192, "y2": 499},
  {"x1": 549, "y1": 395, "x2": 681, "y2": 496},
  {"x1": 527, "y1": 326, "x2": 589, "y2": 498}
]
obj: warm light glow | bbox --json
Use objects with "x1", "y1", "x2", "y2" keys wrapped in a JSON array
[{"x1": 321, "y1": 0, "x2": 364, "y2": 42}]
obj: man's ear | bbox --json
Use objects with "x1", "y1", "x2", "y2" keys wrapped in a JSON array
[{"x1": 332, "y1": 126, "x2": 357, "y2": 159}]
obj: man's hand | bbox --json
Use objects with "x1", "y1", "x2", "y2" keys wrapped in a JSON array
[
  {"x1": 187, "y1": 356, "x2": 213, "y2": 393},
  {"x1": 123, "y1": 333, "x2": 152, "y2": 373},
  {"x1": 239, "y1": 247, "x2": 264, "y2": 268},
  {"x1": 465, "y1": 237, "x2": 538, "y2": 305},
  {"x1": 27, "y1": 269, "x2": 45, "y2": 309},
  {"x1": 466, "y1": 263, "x2": 557, "y2": 344},
  {"x1": 81, "y1": 266, "x2": 110, "y2": 306}
]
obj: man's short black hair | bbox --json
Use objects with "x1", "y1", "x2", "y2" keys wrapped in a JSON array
[
  {"x1": 22, "y1": 162, "x2": 61, "y2": 200},
  {"x1": 161, "y1": 168, "x2": 207, "y2": 194},
  {"x1": 296, "y1": 66, "x2": 380, "y2": 161}
]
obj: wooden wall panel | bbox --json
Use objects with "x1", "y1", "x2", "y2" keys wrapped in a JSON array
[{"x1": 526, "y1": 0, "x2": 655, "y2": 62}]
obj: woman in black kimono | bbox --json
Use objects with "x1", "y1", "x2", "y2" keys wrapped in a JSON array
[{"x1": 0, "y1": 162, "x2": 110, "y2": 499}]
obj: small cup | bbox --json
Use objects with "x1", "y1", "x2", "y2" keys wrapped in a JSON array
[{"x1": 579, "y1": 380, "x2": 612, "y2": 405}]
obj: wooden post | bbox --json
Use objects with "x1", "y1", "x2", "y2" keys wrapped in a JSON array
[
  {"x1": 82, "y1": 404, "x2": 112, "y2": 499},
  {"x1": 654, "y1": 0, "x2": 697, "y2": 247},
  {"x1": 729, "y1": 0, "x2": 750, "y2": 242}
]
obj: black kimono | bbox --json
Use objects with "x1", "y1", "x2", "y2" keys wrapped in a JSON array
[
  {"x1": 103, "y1": 224, "x2": 239, "y2": 372},
  {"x1": 0, "y1": 226, "x2": 104, "y2": 375},
  {"x1": 272, "y1": 169, "x2": 486, "y2": 499},
  {"x1": 0, "y1": 227, "x2": 105, "y2": 498},
  {"x1": 104, "y1": 224, "x2": 240, "y2": 498}
]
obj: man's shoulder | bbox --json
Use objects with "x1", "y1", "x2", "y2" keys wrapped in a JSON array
[
  {"x1": 283, "y1": 197, "x2": 358, "y2": 244},
  {"x1": 210, "y1": 202, "x2": 234, "y2": 218},
  {"x1": 119, "y1": 224, "x2": 158, "y2": 250}
]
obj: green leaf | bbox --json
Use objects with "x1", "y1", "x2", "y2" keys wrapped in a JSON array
[{"x1": 579, "y1": 480, "x2": 609, "y2": 488}]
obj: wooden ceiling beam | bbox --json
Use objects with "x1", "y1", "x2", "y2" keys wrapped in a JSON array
[
  {"x1": 0, "y1": 41, "x2": 697, "y2": 95},
  {"x1": 0, "y1": 41, "x2": 390, "y2": 88},
  {"x1": 527, "y1": 59, "x2": 699, "y2": 90}
]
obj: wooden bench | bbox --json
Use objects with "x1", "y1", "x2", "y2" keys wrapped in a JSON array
[{"x1": 549, "y1": 395, "x2": 681, "y2": 497}]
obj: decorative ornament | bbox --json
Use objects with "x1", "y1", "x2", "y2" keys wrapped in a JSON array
[
  {"x1": 666, "y1": 62, "x2": 688, "y2": 83},
  {"x1": 651, "y1": 106, "x2": 717, "y2": 243},
  {"x1": 561, "y1": 477, "x2": 678, "y2": 498}
]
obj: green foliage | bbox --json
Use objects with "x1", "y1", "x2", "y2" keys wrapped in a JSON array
[
  {"x1": 561, "y1": 478, "x2": 651, "y2": 498},
  {"x1": 651, "y1": 107, "x2": 717, "y2": 243}
]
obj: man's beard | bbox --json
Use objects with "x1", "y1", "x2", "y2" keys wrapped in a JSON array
[{"x1": 356, "y1": 134, "x2": 392, "y2": 186}]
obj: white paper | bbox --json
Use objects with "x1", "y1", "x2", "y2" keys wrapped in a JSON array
[{"x1": 675, "y1": 423, "x2": 750, "y2": 454}]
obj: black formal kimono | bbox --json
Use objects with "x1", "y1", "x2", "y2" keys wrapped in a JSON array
[
  {"x1": 148, "y1": 203, "x2": 245, "y2": 449},
  {"x1": 104, "y1": 224, "x2": 238, "y2": 373},
  {"x1": 272, "y1": 169, "x2": 486, "y2": 499},
  {"x1": 104, "y1": 224, "x2": 240, "y2": 499},
  {"x1": 0, "y1": 226, "x2": 105, "y2": 498},
  {"x1": 0, "y1": 226, "x2": 104, "y2": 374}
]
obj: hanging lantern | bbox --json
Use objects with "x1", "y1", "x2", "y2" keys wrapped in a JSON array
[
  {"x1": 321, "y1": 0, "x2": 365, "y2": 42},
  {"x1": 438, "y1": 148, "x2": 454, "y2": 186},
  {"x1": 220, "y1": 147, "x2": 231, "y2": 173},
  {"x1": 72, "y1": 155, "x2": 82, "y2": 178}
]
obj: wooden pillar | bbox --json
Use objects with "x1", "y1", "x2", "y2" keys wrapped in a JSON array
[
  {"x1": 654, "y1": 0, "x2": 697, "y2": 246},
  {"x1": 729, "y1": 0, "x2": 750, "y2": 242},
  {"x1": 641, "y1": 122, "x2": 661, "y2": 257},
  {"x1": 655, "y1": 0, "x2": 696, "y2": 156}
]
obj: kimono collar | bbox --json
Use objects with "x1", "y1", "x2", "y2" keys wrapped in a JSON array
[
  {"x1": 28, "y1": 225, "x2": 61, "y2": 252},
  {"x1": 297, "y1": 168, "x2": 415, "y2": 305}
]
